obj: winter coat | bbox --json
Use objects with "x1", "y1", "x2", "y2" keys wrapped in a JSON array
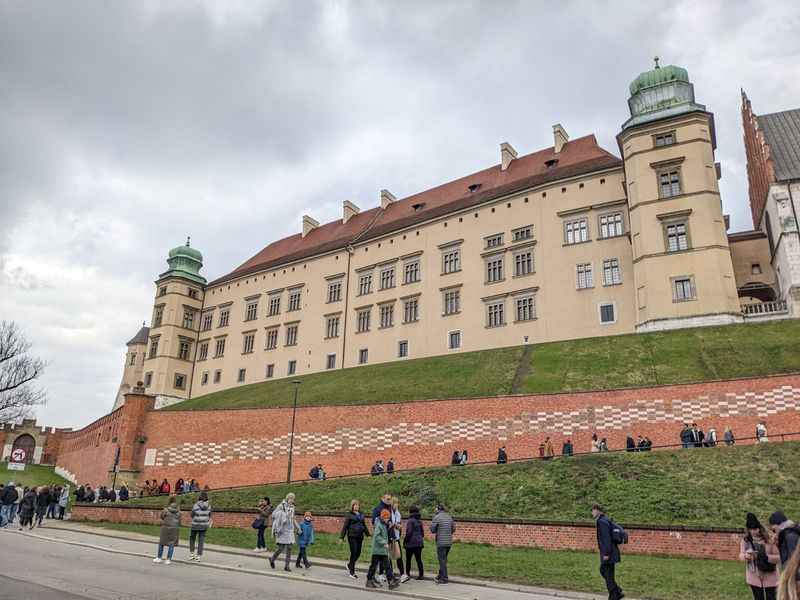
[
  {"x1": 118, "y1": 487, "x2": 129, "y2": 502},
  {"x1": 35, "y1": 491, "x2": 50, "y2": 515},
  {"x1": 20, "y1": 490, "x2": 36, "y2": 518},
  {"x1": 159, "y1": 505, "x2": 181, "y2": 546},
  {"x1": 0, "y1": 484, "x2": 17, "y2": 506},
  {"x1": 430, "y1": 509, "x2": 455, "y2": 547},
  {"x1": 340, "y1": 511, "x2": 369, "y2": 540},
  {"x1": 389, "y1": 508, "x2": 402, "y2": 541},
  {"x1": 740, "y1": 536, "x2": 780, "y2": 588},
  {"x1": 497, "y1": 448, "x2": 507, "y2": 464},
  {"x1": 371, "y1": 500, "x2": 391, "y2": 525},
  {"x1": 776, "y1": 521, "x2": 800, "y2": 580},
  {"x1": 386, "y1": 461, "x2": 395, "y2": 474},
  {"x1": 190, "y1": 500, "x2": 212, "y2": 531},
  {"x1": 562, "y1": 442, "x2": 574, "y2": 456},
  {"x1": 257, "y1": 504, "x2": 273, "y2": 527},
  {"x1": 271, "y1": 501, "x2": 299, "y2": 545},
  {"x1": 371, "y1": 520, "x2": 389, "y2": 556},
  {"x1": 403, "y1": 512, "x2": 425, "y2": 549},
  {"x1": 595, "y1": 514, "x2": 620, "y2": 565},
  {"x1": 58, "y1": 487, "x2": 70, "y2": 508},
  {"x1": 298, "y1": 520, "x2": 315, "y2": 548}
]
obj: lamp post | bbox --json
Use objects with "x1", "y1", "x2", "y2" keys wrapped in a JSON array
[{"x1": 286, "y1": 380, "x2": 302, "y2": 483}]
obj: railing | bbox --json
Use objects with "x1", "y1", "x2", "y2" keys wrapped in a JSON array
[{"x1": 742, "y1": 300, "x2": 788, "y2": 315}]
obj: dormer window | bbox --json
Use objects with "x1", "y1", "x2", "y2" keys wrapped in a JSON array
[
  {"x1": 412, "y1": 202, "x2": 425, "y2": 212},
  {"x1": 468, "y1": 183, "x2": 481, "y2": 193},
  {"x1": 545, "y1": 159, "x2": 558, "y2": 169}
]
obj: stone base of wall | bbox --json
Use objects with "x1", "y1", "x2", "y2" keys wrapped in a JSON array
[
  {"x1": 636, "y1": 312, "x2": 744, "y2": 332},
  {"x1": 71, "y1": 504, "x2": 742, "y2": 561}
]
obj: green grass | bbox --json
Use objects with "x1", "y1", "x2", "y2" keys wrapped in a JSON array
[
  {"x1": 128, "y1": 441, "x2": 800, "y2": 528},
  {"x1": 167, "y1": 320, "x2": 800, "y2": 411},
  {"x1": 1, "y1": 462, "x2": 70, "y2": 490},
  {"x1": 87, "y1": 521, "x2": 748, "y2": 600}
]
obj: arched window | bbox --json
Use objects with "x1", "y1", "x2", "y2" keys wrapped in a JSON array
[{"x1": 11, "y1": 434, "x2": 36, "y2": 464}]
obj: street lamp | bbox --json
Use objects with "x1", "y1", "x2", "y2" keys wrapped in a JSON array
[{"x1": 286, "y1": 380, "x2": 302, "y2": 483}]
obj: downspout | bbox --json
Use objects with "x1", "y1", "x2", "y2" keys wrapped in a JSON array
[{"x1": 340, "y1": 245, "x2": 354, "y2": 369}]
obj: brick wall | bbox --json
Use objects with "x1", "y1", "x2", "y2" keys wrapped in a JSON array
[
  {"x1": 55, "y1": 375, "x2": 800, "y2": 489},
  {"x1": 70, "y1": 504, "x2": 743, "y2": 561}
]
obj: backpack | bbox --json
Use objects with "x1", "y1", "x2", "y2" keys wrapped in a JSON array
[{"x1": 609, "y1": 519, "x2": 629, "y2": 545}]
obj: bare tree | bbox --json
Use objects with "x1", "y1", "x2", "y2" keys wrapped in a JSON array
[{"x1": 0, "y1": 321, "x2": 46, "y2": 422}]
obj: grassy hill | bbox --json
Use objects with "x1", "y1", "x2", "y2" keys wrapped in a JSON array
[
  {"x1": 1, "y1": 462, "x2": 70, "y2": 490},
  {"x1": 166, "y1": 319, "x2": 800, "y2": 411},
  {"x1": 129, "y1": 441, "x2": 800, "y2": 528}
]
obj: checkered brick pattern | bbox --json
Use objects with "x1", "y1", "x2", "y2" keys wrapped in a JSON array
[{"x1": 152, "y1": 383, "x2": 800, "y2": 467}]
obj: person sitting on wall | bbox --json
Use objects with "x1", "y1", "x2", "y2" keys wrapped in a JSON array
[
  {"x1": 190, "y1": 479, "x2": 200, "y2": 492},
  {"x1": 458, "y1": 450, "x2": 468, "y2": 466},
  {"x1": 370, "y1": 460, "x2": 385, "y2": 476},
  {"x1": 450, "y1": 451, "x2": 461, "y2": 466},
  {"x1": 386, "y1": 458, "x2": 395, "y2": 474},
  {"x1": 496, "y1": 446, "x2": 508, "y2": 464},
  {"x1": 118, "y1": 484, "x2": 129, "y2": 502},
  {"x1": 159, "y1": 479, "x2": 171, "y2": 495},
  {"x1": 175, "y1": 478, "x2": 185, "y2": 495},
  {"x1": 317, "y1": 465, "x2": 326, "y2": 480},
  {"x1": 308, "y1": 465, "x2": 320, "y2": 480}
]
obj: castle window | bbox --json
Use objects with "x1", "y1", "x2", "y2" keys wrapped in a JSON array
[
  {"x1": 182, "y1": 310, "x2": 195, "y2": 329},
  {"x1": 265, "y1": 327, "x2": 278, "y2": 350},
  {"x1": 441, "y1": 248, "x2": 460, "y2": 274},
  {"x1": 576, "y1": 263, "x2": 594, "y2": 289},
  {"x1": 242, "y1": 332, "x2": 255, "y2": 354},
  {"x1": 403, "y1": 260, "x2": 420, "y2": 284},
  {"x1": 268, "y1": 295, "x2": 281, "y2": 316},
  {"x1": 198, "y1": 341, "x2": 209, "y2": 361},
  {"x1": 658, "y1": 169, "x2": 682, "y2": 198},
  {"x1": 153, "y1": 306, "x2": 164, "y2": 328},
  {"x1": 515, "y1": 296, "x2": 536, "y2": 322},
  {"x1": 213, "y1": 370, "x2": 221, "y2": 383},
  {"x1": 443, "y1": 289, "x2": 460, "y2": 315},
  {"x1": 564, "y1": 218, "x2": 589, "y2": 244},
  {"x1": 326, "y1": 315, "x2": 340, "y2": 339},
  {"x1": 485, "y1": 233, "x2": 504, "y2": 249},
  {"x1": 214, "y1": 337, "x2": 226, "y2": 358},
  {"x1": 379, "y1": 267, "x2": 395, "y2": 290},
  {"x1": 326, "y1": 354, "x2": 336, "y2": 370},
  {"x1": 173, "y1": 373, "x2": 186, "y2": 390},
  {"x1": 672, "y1": 276, "x2": 696, "y2": 302},
  {"x1": 485, "y1": 255, "x2": 504, "y2": 283},
  {"x1": 129, "y1": 353, "x2": 137, "y2": 366},
  {"x1": 285, "y1": 324, "x2": 298, "y2": 346},
  {"x1": 358, "y1": 273, "x2": 372, "y2": 296},
  {"x1": 218, "y1": 308, "x2": 230, "y2": 327},
  {"x1": 398, "y1": 340, "x2": 408, "y2": 358},
  {"x1": 403, "y1": 297, "x2": 419, "y2": 323},
  {"x1": 201, "y1": 312, "x2": 213, "y2": 331},
  {"x1": 288, "y1": 289, "x2": 302, "y2": 311},
  {"x1": 244, "y1": 301, "x2": 258, "y2": 321},
  {"x1": 287, "y1": 360, "x2": 296, "y2": 375},
  {"x1": 265, "y1": 364, "x2": 274, "y2": 378},
  {"x1": 358, "y1": 348, "x2": 369, "y2": 364},
  {"x1": 188, "y1": 288, "x2": 199, "y2": 299},
  {"x1": 148, "y1": 337, "x2": 159, "y2": 359},
  {"x1": 599, "y1": 303, "x2": 616, "y2": 324},
  {"x1": 448, "y1": 330, "x2": 461, "y2": 350},
  {"x1": 144, "y1": 372, "x2": 153, "y2": 387},
  {"x1": 654, "y1": 132, "x2": 675, "y2": 147},
  {"x1": 599, "y1": 213, "x2": 624, "y2": 238},
  {"x1": 379, "y1": 304, "x2": 394, "y2": 329},
  {"x1": 158, "y1": 286, "x2": 167, "y2": 297},
  {"x1": 327, "y1": 280, "x2": 343, "y2": 303},
  {"x1": 486, "y1": 301, "x2": 505, "y2": 328},
  {"x1": 237, "y1": 368, "x2": 246, "y2": 383},
  {"x1": 201, "y1": 371, "x2": 209, "y2": 386},
  {"x1": 665, "y1": 222, "x2": 690, "y2": 252},
  {"x1": 356, "y1": 308, "x2": 371, "y2": 333},
  {"x1": 512, "y1": 226, "x2": 532, "y2": 242},
  {"x1": 602, "y1": 258, "x2": 622, "y2": 286},
  {"x1": 178, "y1": 340, "x2": 191, "y2": 360},
  {"x1": 514, "y1": 250, "x2": 534, "y2": 277}
]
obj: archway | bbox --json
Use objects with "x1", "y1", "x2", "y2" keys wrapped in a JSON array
[{"x1": 11, "y1": 434, "x2": 36, "y2": 464}]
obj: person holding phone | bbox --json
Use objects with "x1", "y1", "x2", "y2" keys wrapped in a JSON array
[{"x1": 740, "y1": 513, "x2": 779, "y2": 600}]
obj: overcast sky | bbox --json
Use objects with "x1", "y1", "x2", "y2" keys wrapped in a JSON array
[{"x1": 1, "y1": 1, "x2": 798, "y2": 429}]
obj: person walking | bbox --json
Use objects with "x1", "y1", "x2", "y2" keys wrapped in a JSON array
[
  {"x1": 35, "y1": 486, "x2": 50, "y2": 527},
  {"x1": 1, "y1": 481, "x2": 18, "y2": 528},
  {"x1": 592, "y1": 503, "x2": 624, "y2": 600},
  {"x1": 340, "y1": 499, "x2": 370, "y2": 579},
  {"x1": 19, "y1": 487, "x2": 36, "y2": 530},
  {"x1": 389, "y1": 496, "x2": 406, "y2": 582},
  {"x1": 47, "y1": 486, "x2": 59, "y2": 519},
  {"x1": 153, "y1": 496, "x2": 181, "y2": 564},
  {"x1": 365, "y1": 509, "x2": 397, "y2": 589},
  {"x1": 562, "y1": 439, "x2": 574, "y2": 456},
  {"x1": 403, "y1": 505, "x2": 425, "y2": 580},
  {"x1": 706, "y1": 427, "x2": 718, "y2": 448},
  {"x1": 58, "y1": 485, "x2": 70, "y2": 520},
  {"x1": 269, "y1": 493, "x2": 300, "y2": 572},
  {"x1": 189, "y1": 491, "x2": 212, "y2": 562},
  {"x1": 253, "y1": 497, "x2": 273, "y2": 553},
  {"x1": 430, "y1": 503, "x2": 455, "y2": 585},
  {"x1": 740, "y1": 513, "x2": 779, "y2": 600},
  {"x1": 296, "y1": 512, "x2": 315, "y2": 569},
  {"x1": 725, "y1": 426, "x2": 736, "y2": 446}
]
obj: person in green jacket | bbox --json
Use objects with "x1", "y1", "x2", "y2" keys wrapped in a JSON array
[{"x1": 366, "y1": 509, "x2": 397, "y2": 589}]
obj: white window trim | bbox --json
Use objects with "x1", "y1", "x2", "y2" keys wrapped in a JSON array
[
  {"x1": 598, "y1": 302, "x2": 618, "y2": 325},
  {"x1": 448, "y1": 329, "x2": 462, "y2": 351}
]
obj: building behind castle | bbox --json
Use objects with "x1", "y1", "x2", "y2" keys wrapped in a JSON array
[{"x1": 114, "y1": 61, "x2": 796, "y2": 411}]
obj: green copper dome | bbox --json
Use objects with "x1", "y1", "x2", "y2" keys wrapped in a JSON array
[
  {"x1": 158, "y1": 237, "x2": 206, "y2": 285},
  {"x1": 629, "y1": 64, "x2": 689, "y2": 96},
  {"x1": 621, "y1": 58, "x2": 705, "y2": 131}
]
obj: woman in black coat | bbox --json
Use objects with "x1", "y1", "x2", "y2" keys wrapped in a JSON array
[
  {"x1": 19, "y1": 488, "x2": 37, "y2": 530},
  {"x1": 35, "y1": 486, "x2": 50, "y2": 527},
  {"x1": 403, "y1": 505, "x2": 425, "y2": 580},
  {"x1": 340, "y1": 499, "x2": 370, "y2": 578}
]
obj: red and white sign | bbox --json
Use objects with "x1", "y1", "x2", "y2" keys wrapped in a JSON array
[{"x1": 10, "y1": 448, "x2": 26, "y2": 463}]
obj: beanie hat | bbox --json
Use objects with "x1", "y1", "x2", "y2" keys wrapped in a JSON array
[
  {"x1": 380, "y1": 509, "x2": 391, "y2": 521},
  {"x1": 769, "y1": 511, "x2": 788, "y2": 526},
  {"x1": 746, "y1": 513, "x2": 762, "y2": 530}
]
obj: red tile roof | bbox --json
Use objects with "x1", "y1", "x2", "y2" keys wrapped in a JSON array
[{"x1": 209, "y1": 134, "x2": 621, "y2": 286}]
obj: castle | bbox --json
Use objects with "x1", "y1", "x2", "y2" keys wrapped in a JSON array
[{"x1": 114, "y1": 61, "x2": 796, "y2": 410}]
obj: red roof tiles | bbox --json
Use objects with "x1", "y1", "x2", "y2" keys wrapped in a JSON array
[{"x1": 209, "y1": 134, "x2": 621, "y2": 286}]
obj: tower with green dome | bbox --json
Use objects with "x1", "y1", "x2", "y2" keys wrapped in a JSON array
[
  {"x1": 142, "y1": 238, "x2": 207, "y2": 406},
  {"x1": 618, "y1": 58, "x2": 742, "y2": 332}
]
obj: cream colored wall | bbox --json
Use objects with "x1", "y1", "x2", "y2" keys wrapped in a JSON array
[
  {"x1": 113, "y1": 341, "x2": 146, "y2": 410},
  {"x1": 729, "y1": 237, "x2": 776, "y2": 292},
  {"x1": 189, "y1": 166, "x2": 638, "y2": 398},
  {"x1": 144, "y1": 277, "x2": 204, "y2": 398},
  {"x1": 620, "y1": 113, "x2": 742, "y2": 330}
]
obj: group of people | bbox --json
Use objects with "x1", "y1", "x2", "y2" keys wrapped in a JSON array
[
  {"x1": 0, "y1": 482, "x2": 69, "y2": 530},
  {"x1": 679, "y1": 423, "x2": 733, "y2": 448},
  {"x1": 307, "y1": 464, "x2": 327, "y2": 480},
  {"x1": 153, "y1": 492, "x2": 212, "y2": 563},
  {"x1": 75, "y1": 483, "x2": 130, "y2": 503},
  {"x1": 738, "y1": 510, "x2": 800, "y2": 600},
  {"x1": 450, "y1": 450, "x2": 469, "y2": 466},
  {"x1": 142, "y1": 478, "x2": 203, "y2": 496},
  {"x1": 369, "y1": 458, "x2": 396, "y2": 475},
  {"x1": 625, "y1": 435, "x2": 654, "y2": 452}
]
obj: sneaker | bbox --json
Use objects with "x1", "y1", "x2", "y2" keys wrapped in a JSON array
[
  {"x1": 365, "y1": 580, "x2": 379, "y2": 589},
  {"x1": 164, "y1": 559, "x2": 172, "y2": 565},
  {"x1": 348, "y1": 572, "x2": 358, "y2": 579},
  {"x1": 153, "y1": 558, "x2": 163, "y2": 564},
  {"x1": 284, "y1": 566, "x2": 292, "y2": 572},
  {"x1": 269, "y1": 558, "x2": 275, "y2": 569},
  {"x1": 416, "y1": 576, "x2": 425, "y2": 581},
  {"x1": 194, "y1": 555, "x2": 201, "y2": 562},
  {"x1": 189, "y1": 553, "x2": 196, "y2": 560},
  {"x1": 253, "y1": 548, "x2": 262, "y2": 552},
  {"x1": 400, "y1": 574, "x2": 410, "y2": 583},
  {"x1": 388, "y1": 581, "x2": 399, "y2": 590},
  {"x1": 377, "y1": 574, "x2": 387, "y2": 584}
]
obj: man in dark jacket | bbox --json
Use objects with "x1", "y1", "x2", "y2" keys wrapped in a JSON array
[
  {"x1": 769, "y1": 511, "x2": 800, "y2": 580},
  {"x1": 386, "y1": 459, "x2": 395, "y2": 474},
  {"x1": 1, "y1": 482, "x2": 19, "y2": 528},
  {"x1": 625, "y1": 436, "x2": 635, "y2": 452},
  {"x1": 496, "y1": 446, "x2": 508, "y2": 464},
  {"x1": 679, "y1": 424, "x2": 692, "y2": 448},
  {"x1": 592, "y1": 503, "x2": 624, "y2": 600}
]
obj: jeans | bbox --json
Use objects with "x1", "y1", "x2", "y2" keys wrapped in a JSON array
[
  {"x1": 296, "y1": 546, "x2": 310, "y2": 567},
  {"x1": 347, "y1": 537, "x2": 363, "y2": 575},
  {"x1": 4, "y1": 504, "x2": 15, "y2": 525},
  {"x1": 405, "y1": 547, "x2": 424, "y2": 578},
  {"x1": 367, "y1": 555, "x2": 392, "y2": 581},
  {"x1": 750, "y1": 586, "x2": 777, "y2": 600},
  {"x1": 272, "y1": 543, "x2": 292, "y2": 567},
  {"x1": 256, "y1": 527, "x2": 266, "y2": 549},
  {"x1": 157, "y1": 544, "x2": 175, "y2": 560},
  {"x1": 189, "y1": 529, "x2": 206, "y2": 555},
  {"x1": 600, "y1": 562, "x2": 622, "y2": 599},
  {"x1": 436, "y1": 546, "x2": 450, "y2": 582},
  {"x1": 46, "y1": 503, "x2": 57, "y2": 519}
]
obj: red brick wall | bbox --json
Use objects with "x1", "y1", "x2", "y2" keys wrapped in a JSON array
[
  {"x1": 741, "y1": 91, "x2": 775, "y2": 227},
  {"x1": 70, "y1": 504, "x2": 743, "y2": 561},
  {"x1": 54, "y1": 375, "x2": 800, "y2": 490}
]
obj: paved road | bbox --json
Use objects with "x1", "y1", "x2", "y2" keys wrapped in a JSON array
[{"x1": 0, "y1": 525, "x2": 598, "y2": 600}]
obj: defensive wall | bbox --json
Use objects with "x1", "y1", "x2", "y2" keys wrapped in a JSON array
[
  {"x1": 51, "y1": 373, "x2": 800, "y2": 489},
  {"x1": 70, "y1": 503, "x2": 744, "y2": 561}
]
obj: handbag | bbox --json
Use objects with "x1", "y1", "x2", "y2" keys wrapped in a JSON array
[
  {"x1": 251, "y1": 517, "x2": 264, "y2": 529},
  {"x1": 390, "y1": 540, "x2": 401, "y2": 559}
]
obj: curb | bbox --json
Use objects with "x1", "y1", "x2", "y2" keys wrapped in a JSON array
[{"x1": 27, "y1": 522, "x2": 605, "y2": 600}]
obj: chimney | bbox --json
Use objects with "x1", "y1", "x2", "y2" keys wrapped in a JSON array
[
  {"x1": 500, "y1": 142, "x2": 518, "y2": 171},
  {"x1": 302, "y1": 215, "x2": 319, "y2": 238},
  {"x1": 343, "y1": 200, "x2": 360, "y2": 224},
  {"x1": 553, "y1": 124, "x2": 569, "y2": 153},
  {"x1": 380, "y1": 189, "x2": 396, "y2": 209}
]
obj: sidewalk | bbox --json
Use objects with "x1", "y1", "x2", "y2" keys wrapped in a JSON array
[{"x1": 4, "y1": 520, "x2": 609, "y2": 600}]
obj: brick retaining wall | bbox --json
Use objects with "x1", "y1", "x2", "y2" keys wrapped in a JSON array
[{"x1": 70, "y1": 504, "x2": 743, "y2": 561}]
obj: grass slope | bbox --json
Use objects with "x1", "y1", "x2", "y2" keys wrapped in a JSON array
[
  {"x1": 130, "y1": 442, "x2": 800, "y2": 528},
  {"x1": 89, "y1": 522, "x2": 747, "y2": 600},
  {"x1": 167, "y1": 320, "x2": 800, "y2": 411},
  {"x1": 1, "y1": 463, "x2": 69, "y2": 490}
]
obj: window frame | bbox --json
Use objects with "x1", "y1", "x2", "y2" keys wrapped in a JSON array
[
  {"x1": 657, "y1": 167, "x2": 683, "y2": 199},
  {"x1": 671, "y1": 275, "x2": 697, "y2": 302},
  {"x1": 358, "y1": 273, "x2": 373, "y2": 296},
  {"x1": 358, "y1": 348, "x2": 369, "y2": 365},
  {"x1": 379, "y1": 266, "x2": 395, "y2": 290},
  {"x1": 442, "y1": 288, "x2": 461, "y2": 316},
  {"x1": 402, "y1": 297, "x2": 419, "y2": 323},
  {"x1": 486, "y1": 301, "x2": 505, "y2": 328},
  {"x1": 214, "y1": 337, "x2": 226, "y2": 358},
  {"x1": 265, "y1": 364, "x2": 275, "y2": 378},
  {"x1": 441, "y1": 248, "x2": 461, "y2": 274},
  {"x1": 268, "y1": 295, "x2": 282, "y2": 316},
  {"x1": 564, "y1": 217, "x2": 590, "y2": 245},
  {"x1": 244, "y1": 301, "x2": 259, "y2": 322},
  {"x1": 213, "y1": 369, "x2": 222, "y2": 384},
  {"x1": 598, "y1": 212, "x2": 624, "y2": 239},
  {"x1": 513, "y1": 249, "x2": 534, "y2": 277},
  {"x1": 398, "y1": 340, "x2": 408, "y2": 358},
  {"x1": 598, "y1": 302, "x2": 617, "y2": 325},
  {"x1": 285, "y1": 323, "x2": 299, "y2": 347},
  {"x1": 287, "y1": 360, "x2": 297, "y2": 376},
  {"x1": 356, "y1": 308, "x2": 371, "y2": 333},
  {"x1": 288, "y1": 289, "x2": 302, "y2": 312},
  {"x1": 448, "y1": 330, "x2": 462, "y2": 350},
  {"x1": 242, "y1": 331, "x2": 255, "y2": 354},
  {"x1": 576, "y1": 263, "x2": 594, "y2": 290},
  {"x1": 484, "y1": 233, "x2": 504, "y2": 249},
  {"x1": 325, "y1": 314, "x2": 340, "y2": 339},
  {"x1": 378, "y1": 303, "x2": 394, "y2": 329},
  {"x1": 602, "y1": 258, "x2": 622, "y2": 286},
  {"x1": 403, "y1": 259, "x2": 421, "y2": 285},
  {"x1": 237, "y1": 368, "x2": 246, "y2": 383},
  {"x1": 265, "y1": 327, "x2": 279, "y2": 350},
  {"x1": 485, "y1": 254, "x2": 505, "y2": 284},
  {"x1": 653, "y1": 130, "x2": 676, "y2": 147},
  {"x1": 218, "y1": 307, "x2": 230, "y2": 328},
  {"x1": 663, "y1": 220, "x2": 691, "y2": 253},
  {"x1": 515, "y1": 295, "x2": 536, "y2": 322},
  {"x1": 174, "y1": 372, "x2": 186, "y2": 390},
  {"x1": 511, "y1": 225, "x2": 533, "y2": 243},
  {"x1": 326, "y1": 353, "x2": 336, "y2": 370}
]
